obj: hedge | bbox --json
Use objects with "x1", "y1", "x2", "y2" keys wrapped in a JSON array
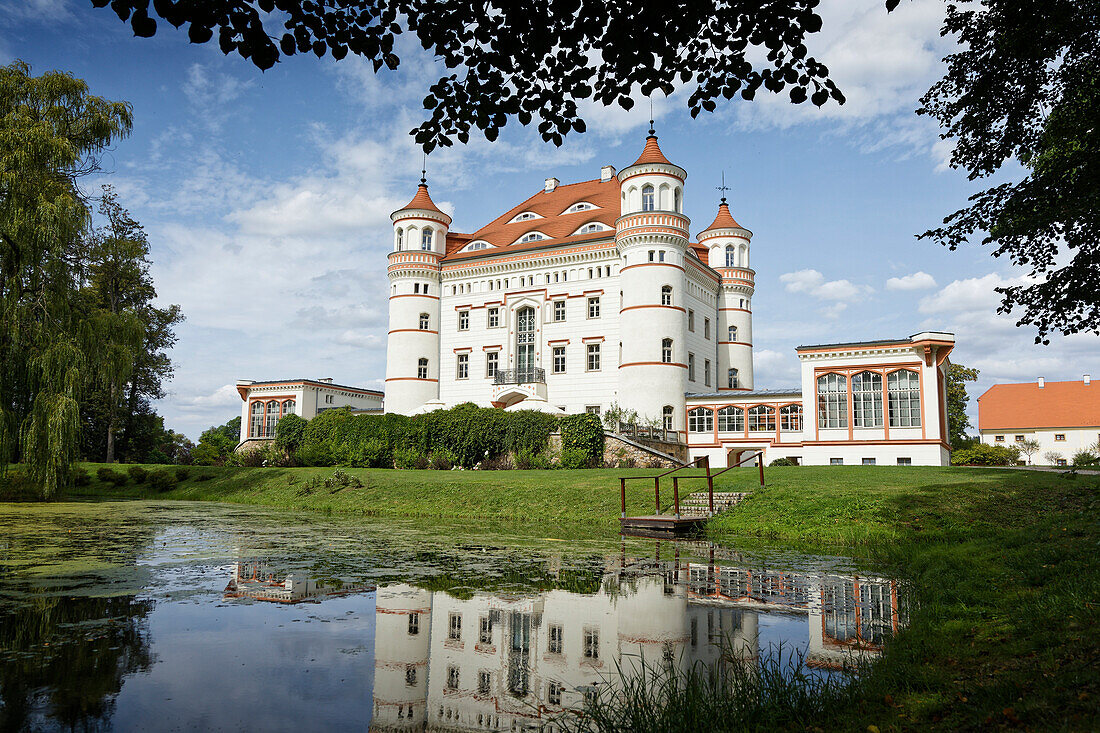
[
  {"x1": 286, "y1": 403, "x2": 600, "y2": 469},
  {"x1": 950, "y1": 443, "x2": 1021, "y2": 466}
]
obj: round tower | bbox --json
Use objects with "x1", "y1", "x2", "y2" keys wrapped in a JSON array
[
  {"x1": 701, "y1": 199, "x2": 754, "y2": 391},
  {"x1": 384, "y1": 177, "x2": 450, "y2": 415},
  {"x1": 372, "y1": 585, "x2": 432, "y2": 729},
  {"x1": 616, "y1": 125, "x2": 691, "y2": 430}
]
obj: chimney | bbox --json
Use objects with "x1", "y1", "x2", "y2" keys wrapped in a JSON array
[
  {"x1": 1085, "y1": 374, "x2": 1092, "y2": 386},
  {"x1": 1037, "y1": 376, "x2": 1045, "y2": 388},
  {"x1": 319, "y1": 377, "x2": 334, "y2": 384},
  {"x1": 544, "y1": 177, "x2": 559, "y2": 193},
  {"x1": 601, "y1": 165, "x2": 616, "y2": 182}
]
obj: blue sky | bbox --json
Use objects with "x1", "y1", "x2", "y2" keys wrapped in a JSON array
[{"x1": 4, "y1": 0, "x2": 1097, "y2": 439}]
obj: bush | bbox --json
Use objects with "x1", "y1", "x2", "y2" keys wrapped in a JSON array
[
  {"x1": 127, "y1": 465, "x2": 149, "y2": 484},
  {"x1": 430, "y1": 449, "x2": 456, "y2": 470},
  {"x1": 229, "y1": 449, "x2": 265, "y2": 468},
  {"x1": 273, "y1": 413, "x2": 308, "y2": 453},
  {"x1": 514, "y1": 448, "x2": 552, "y2": 470},
  {"x1": 175, "y1": 468, "x2": 191, "y2": 481},
  {"x1": 560, "y1": 448, "x2": 593, "y2": 469},
  {"x1": 950, "y1": 443, "x2": 1021, "y2": 466},
  {"x1": 353, "y1": 439, "x2": 392, "y2": 468},
  {"x1": 559, "y1": 413, "x2": 604, "y2": 462},
  {"x1": 481, "y1": 453, "x2": 514, "y2": 470},
  {"x1": 769, "y1": 457, "x2": 797, "y2": 467},
  {"x1": 394, "y1": 447, "x2": 429, "y2": 470},
  {"x1": 1071, "y1": 450, "x2": 1099, "y2": 467},
  {"x1": 195, "y1": 473, "x2": 214, "y2": 482},
  {"x1": 72, "y1": 467, "x2": 91, "y2": 487},
  {"x1": 96, "y1": 467, "x2": 128, "y2": 486},
  {"x1": 148, "y1": 471, "x2": 178, "y2": 492},
  {"x1": 504, "y1": 410, "x2": 560, "y2": 455}
]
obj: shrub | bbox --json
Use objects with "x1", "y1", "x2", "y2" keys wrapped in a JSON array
[
  {"x1": 96, "y1": 467, "x2": 128, "y2": 486},
  {"x1": 559, "y1": 413, "x2": 604, "y2": 462},
  {"x1": 273, "y1": 413, "x2": 308, "y2": 453},
  {"x1": 353, "y1": 439, "x2": 392, "y2": 468},
  {"x1": 195, "y1": 473, "x2": 214, "y2": 482},
  {"x1": 430, "y1": 449, "x2": 456, "y2": 470},
  {"x1": 394, "y1": 447, "x2": 429, "y2": 470},
  {"x1": 228, "y1": 449, "x2": 265, "y2": 468},
  {"x1": 175, "y1": 467, "x2": 191, "y2": 481},
  {"x1": 560, "y1": 448, "x2": 592, "y2": 469},
  {"x1": 769, "y1": 457, "x2": 797, "y2": 467},
  {"x1": 481, "y1": 453, "x2": 514, "y2": 470},
  {"x1": 148, "y1": 471, "x2": 178, "y2": 492},
  {"x1": 1071, "y1": 450, "x2": 1099, "y2": 467},
  {"x1": 504, "y1": 410, "x2": 560, "y2": 455},
  {"x1": 950, "y1": 443, "x2": 1020, "y2": 466},
  {"x1": 72, "y1": 467, "x2": 91, "y2": 487},
  {"x1": 127, "y1": 465, "x2": 149, "y2": 484}
]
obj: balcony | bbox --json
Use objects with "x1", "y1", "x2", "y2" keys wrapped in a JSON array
[{"x1": 493, "y1": 368, "x2": 546, "y2": 386}]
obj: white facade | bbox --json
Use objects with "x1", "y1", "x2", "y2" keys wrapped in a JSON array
[
  {"x1": 977, "y1": 376, "x2": 1099, "y2": 465},
  {"x1": 235, "y1": 378, "x2": 383, "y2": 445}
]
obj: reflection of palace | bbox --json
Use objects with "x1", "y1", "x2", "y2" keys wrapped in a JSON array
[
  {"x1": 370, "y1": 552, "x2": 903, "y2": 732},
  {"x1": 223, "y1": 560, "x2": 370, "y2": 603}
]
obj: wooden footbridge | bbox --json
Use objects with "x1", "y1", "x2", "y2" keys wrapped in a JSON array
[{"x1": 619, "y1": 452, "x2": 764, "y2": 537}]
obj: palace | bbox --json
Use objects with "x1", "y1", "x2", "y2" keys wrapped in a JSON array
[{"x1": 378, "y1": 127, "x2": 955, "y2": 466}]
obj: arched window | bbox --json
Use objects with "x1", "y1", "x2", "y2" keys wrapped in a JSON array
[
  {"x1": 641, "y1": 185, "x2": 655, "y2": 212},
  {"x1": 282, "y1": 399, "x2": 296, "y2": 417},
  {"x1": 658, "y1": 183, "x2": 670, "y2": 209},
  {"x1": 417, "y1": 358, "x2": 428, "y2": 379},
  {"x1": 725, "y1": 245, "x2": 736, "y2": 267},
  {"x1": 662, "y1": 405, "x2": 674, "y2": 431},
  {"x1": 728, "y1": 368, "x2": 739, "y2": 389},
  {"x1": 817, "y1": 373, "x2": 847, "y2": 428},
  {"x1": 421, "y1": 228, "x2": 433, "y2": 250},
  {"x1": 852, "y1": 371, "x2": 884, "y2": 428},
  {"x1": 661, "y1": 338, "x2": 673, "y2": 363},
  {"x1": 265, "y1": 401, "x2": 279, "y2": 437},
  {"x1": 419, "y1": 313, "x2": 430, "y2": 330},
  {"x1": 888, "y1": 369, "x2": 921, "y2": 427},
  {"x1": 688, "y1": 407, "x2": 713, "y2": 433},
  {"x1": 728, "y1": 325, "x2": 738, "y2": 342},
  {"x1": 396, "y1": 228, "x2": 404, "y2": 251},
  {"x1": 747, "y1": 405, "x2": 775, "y2": 432},
  {"x1": 661, "y1": 285, "x2": 672, "y2": 306},
  {"x1": 780, "y1": 404, "x2": 802, "y2": 431},
  {"x1": 717, "y1": 406, "x2": 743, "y2": 432},
  {"x1": 250, "y1": 401, "x2": 264, "y2": 438},
  {"x1": 674, "y1": 188, "x2": 682, "y2": 213},
  {"x1": 739, "y1": 243, "x2": 748, "y2": 267}
]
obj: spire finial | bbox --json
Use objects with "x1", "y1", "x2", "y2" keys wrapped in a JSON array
[
  {"x1": 648, "y1": 97, "x2": 656, "y2": 136},
  {"x1": 716, "y1": 171, "x2": 730, "y2": 204},
  {"x1": 420, "y1": 153, "x2": 427, "y2": 185}
]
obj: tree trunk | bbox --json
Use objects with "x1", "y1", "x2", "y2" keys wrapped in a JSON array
[{"x1": 105, "y1": 380, "x2": 117, "y2": 463}]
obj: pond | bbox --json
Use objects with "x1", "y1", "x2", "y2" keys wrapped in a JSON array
[{"x1": 0, "y1": 502, "x2": 904, "y2": 731}]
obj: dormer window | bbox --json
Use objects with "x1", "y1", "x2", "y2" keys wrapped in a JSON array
[
  {"x1": 460, "y1": 240, "x2": 493, "y2": 252},
  {"x1": 573, "y1": 222, "x2": 610, "y2": 235},
  {"x1": 563, "y1": 201, "x2": 597, "y2": 214},
  {"x1": 516, "y1": 231, "x2": 548, "y2": 244},
  {"x1": 508, "y1": 211, "x2": 541, "y2": 224}
]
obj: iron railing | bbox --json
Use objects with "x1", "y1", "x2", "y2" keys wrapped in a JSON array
[
  {"x1": 493, "y1": 368, "x2": 546, "y2": 385},
  {"x1": 617, "y1": 421, "x2": 680, "y2": 444}
]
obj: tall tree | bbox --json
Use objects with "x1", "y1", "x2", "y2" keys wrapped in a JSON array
[
  {"x1": 919, "y1": 1, "x2": 1099, "y2": 342},
  {"x1": 945, "y1": 363, "x2": 979, "y2": 448},
  {"x1": 0, "y1": 61, "x2": 132, "y2": 497}
]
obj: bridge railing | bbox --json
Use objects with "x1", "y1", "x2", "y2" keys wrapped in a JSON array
[
  {"x1": 619, "y1": 456, "x2": 710, "y2": 519},
  {"x1": 670, "y1": 451, "x2": 765, "y2": 518}
]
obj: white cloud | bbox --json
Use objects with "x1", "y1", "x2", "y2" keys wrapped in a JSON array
[
  {"x1": 918, "y1": 273, "x2": 1027, "y2": 315},
  {"x1": 886, "y1": 271, "x2": 937, "y2": 291},
  {"x1": 754, "y1": 349, "x2": 801, "y2": 387},
  {"x1": 780, "y1": 269, "x2": 872, "y2": 301},
  {"x1": 175, "y1": 384, "x2": 241, "y2": 411}
]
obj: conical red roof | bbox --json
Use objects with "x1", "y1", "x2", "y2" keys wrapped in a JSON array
[
  {"x1": 632, "y1": 134, "x2": 674, "y2": 166},
  {"x1": 396, "y1": 183, "x2": 451, "y2": 224},
  {"x1": 703, "y1": 201, "x2": 744, "y2": 231}
]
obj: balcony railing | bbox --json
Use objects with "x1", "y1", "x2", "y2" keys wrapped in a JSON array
[
  {"x1": 493, "y1": 368, "x2": 546, "y2": 385},
  {"x1": 618, "y1": 421, "x2": 680, "y2": 444}
]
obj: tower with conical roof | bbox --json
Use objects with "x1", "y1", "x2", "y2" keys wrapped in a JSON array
[
  {"x1": 700, "y1": 196, "x2": 754, "y2": 391},
  {"x1": 615, "y1": 123, "x2": 691, "y2": 430},
  {"x1": 384, "y1": 174, "x2": 450, "y2": 414}
]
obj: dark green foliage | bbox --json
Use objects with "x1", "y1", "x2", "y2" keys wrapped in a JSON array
[
  {"x1": 273, "y1": 413, "x2": 307, "y2": 452},
  {"x1": 504, "y1": 410, "x2": 560, "y2": 455},
  {"x1": 95, "y1": 467, "x2": 127, "y2": 486},
  {"x1": 945, "y1": 363, "x2": 979, "y2": 447},
  {"x1": 147, "y1": 470, "x2": 177, "y2": 492},
  {"x1": 514, "y1": 449, "x2": 552, "y2": 470},
  {"x1": 769, "y1": 457, "x2": 797, "y2": 467},
  {"x1": 174, "y1": 467, "x2": 190, "y2": 481},
  {"x1": 126, "y1": 465, "x2": 148, "y2": 484},
  {"x1": 394, "y1": 447, "x2": 429, "y2": 470},
  {"x1": 192, "y1": 416, "x2": 241, "y2": 465},
  {"x1": 560, "y1": 448, "x2": 592, "y2": 470},
  {"x1": 72, "y1": 467, "x2": 90, "y2": 486},
  {"x1": 430, "y1": 450, "x2": 456, "y2": 471},
  {"x1": 195, "y1": 473, "x2": 214, "y2": 482},
  {"x1": 950, "y1": 443, "x2": 1021, "y2": 466},
  {"x1": 1071, "y1": 450, "x2": 1099, "y2": 467},
  {"x1": 559, "y1": 413, "x2": 604, "y2": 462}
]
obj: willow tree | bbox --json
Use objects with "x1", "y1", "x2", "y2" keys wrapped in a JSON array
[{"x1": 0, "y1": 61, "x2": 133, "y2": 497}]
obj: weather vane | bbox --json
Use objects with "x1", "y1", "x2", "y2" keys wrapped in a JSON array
[
  {"x1": 716, "y1": 171, "x2": 730, "y2": 203},
  {"x1": 648, "y1": 98, "x2": 655, "y2": 136},
  {"x1": 420, "y1": 153, "x2": 427, "y2": 185}
]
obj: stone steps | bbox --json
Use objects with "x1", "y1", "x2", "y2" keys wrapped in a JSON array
[{"x1": 669, "y1": 492, "x2": 750, "y2": 517}]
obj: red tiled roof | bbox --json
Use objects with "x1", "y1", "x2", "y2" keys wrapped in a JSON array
[
  {"x1": 442, "y1": 178, "x2": 620, "y2": 262},
  {"x1": 702, "y1": 201, "x2": 744, "y2": 231},
  {"x1": 396, "y1": 183, "x2": 451, "y2": 225},
  {"x1": 978, "y1": 380, "x2": 1100, "y2": 430},
  {"x1": 632, "y1": 135, "x2": 673, "y2": 166}
]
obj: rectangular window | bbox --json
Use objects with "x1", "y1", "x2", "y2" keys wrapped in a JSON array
[
  {"x1": 995, "y1": 435, "x2": 1005, "y2": 442},
  {"x1": 479, "y1": 616, "x2": 493, "y2": 644},
  {"x1": 688, "y1": 353, "x2": 695, "y2": 381},
  {"x1": 458, "y1": 310, "x2": 469, "y2": 330},
  {"x1": 447, "y1": 666, "x2": 459, "y2": 690},
  {"x1": 648, "y1": 250, "x2": 655, "y2": 262},
  {"x1": 587, "y1": 343, "x2": 601, "y2": 371},
  {"x1": 1014, "y1": 434, "x2": 1024, "y2": 442},
  {"x1": 408, "y1": 613, "x2": 420, "y2": 635},
  {"x1": 887, "y1": 370, "x2": 921, "y2": 427},
  {"x1": 586, "y1": 405, "x2": 601, "y2": 415},
  {"x1": 478, "y1": 671, "x2": 491, "y2": 695},
  {"x1": 688, "y1": 408, "x2": 713, "y2": 433},
  {"x1": 658, "y1": 250, "x2": 665, "y2": 262},
  {"x1": 897, "y1": 457, "x2": 912, "y2": 466},
  {"x1": 405, "y1": 665, "x2": 417, "y2": 686},
  {"x1": 486, "y1": 351, "x2": 499, "y2": 378},
  {"x1": 704, "y1": 318, "x2": 710, "y2": 339},
  {"x1": 417, "y1": 359, "x2": 428, "y2": 380},
  {"x1": 1057, "y1": 458, "x2": 1068, "y2": 466},
  {"x1": 588, "y1": 297, "x2": 600, "y2": 319},
  {"x1": 704, "y1": 359, "x2": 711, "y2": 387},
  {"x1": 487, "y1": 307, "x2": 500, "y2": 328},
  {"x1": 830, "y1": 457, "x2": 843, "y2": 465},
  {"x1": 456, "y1": 353, "x2": 469, "y2": 379},
  {"x1": 583, "y1": 628, "x2": 599, "y2": 659},
  {"x1": 817, "y1": 374, "x2": 848, "y2": 429},
  {"x1": 688, "y1": 309, "x2": 695, "y2": 332},
  {"x1": 548, "y1": 624, "x2": 563, "y2": 654},
  {"x1": 716, "y1": 407, "x2": 742, "y2": 432},
  {"x1": 448, "y1": 613, "x2": 461, "y2": 640},
  {"x1": 862, "y1": 457, "x2": 876, "y2": 465},
  {"x1": 553, "y1": 346, "x2": 566, "y2": 374},
  {"x1": 554, "y1": 300, "x2": 566, "y2": 321},
  {"x1": 1055, "y1": 434, "x2": 1066, "y2": 441},
  {"x1": 547, "y1": 681, "x2": 563, "y2": 706},
  {"x1": 852, "y1": 372, "x2": 884, "y2": 428}
]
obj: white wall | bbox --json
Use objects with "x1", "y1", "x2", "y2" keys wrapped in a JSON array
[{"x1": 980, "y1": 427, "x2": 1099, "y2": 465}]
